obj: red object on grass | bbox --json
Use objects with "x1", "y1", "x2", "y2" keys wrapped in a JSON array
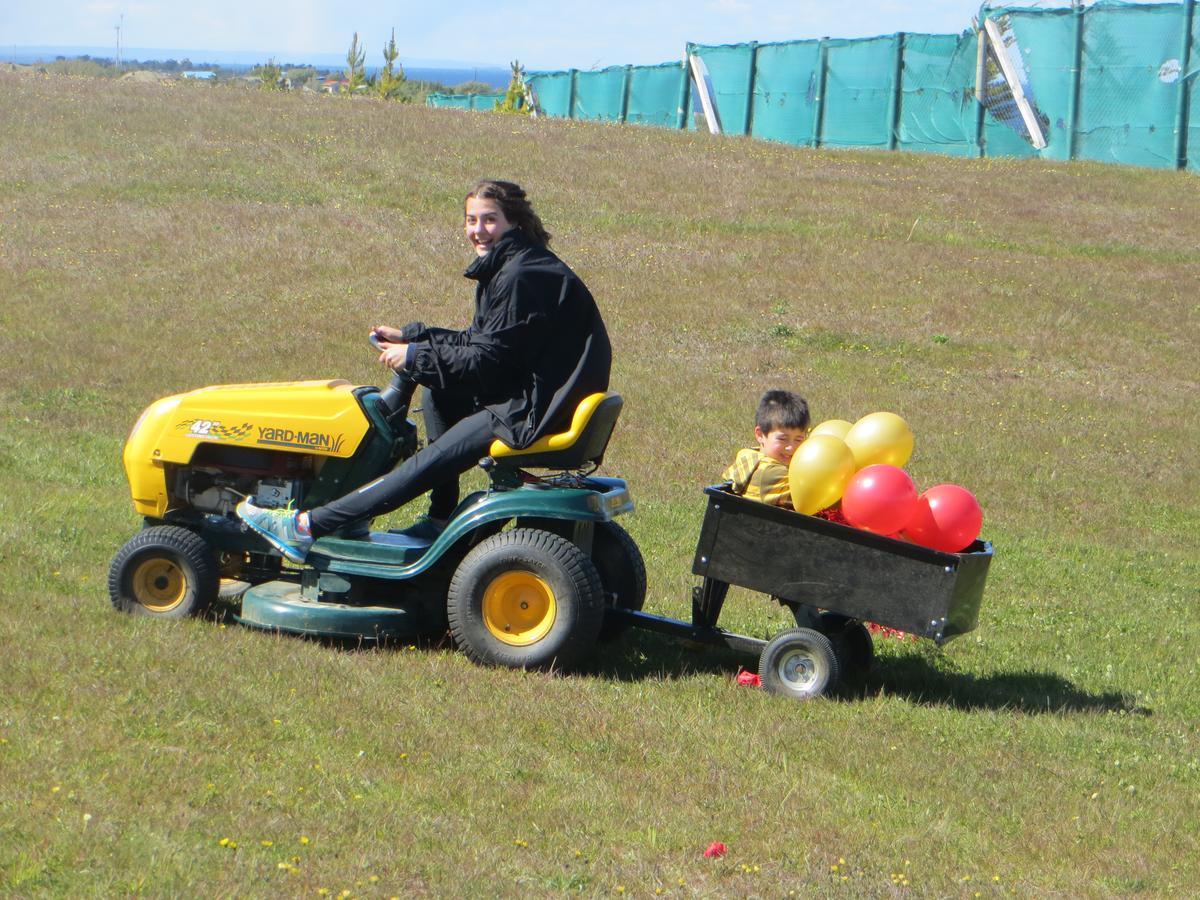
[
  {"x1": 867, "y1": 622, "x2": 917, "y2": 641},
  {"x1": 736, "y1": 669, "x2": 762, "y2": 687},
  {"x1": 704, "y1": 841, "x2": 728, "y2": 859}
]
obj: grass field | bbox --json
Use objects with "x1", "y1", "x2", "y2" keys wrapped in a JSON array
[{"x1": 1, "y1": 69, "x2": 1198, "y2": 897}]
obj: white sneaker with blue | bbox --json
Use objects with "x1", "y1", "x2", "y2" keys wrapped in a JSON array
[{"x1": 236, "y1": 499, "x2": 312, "y2": 563}]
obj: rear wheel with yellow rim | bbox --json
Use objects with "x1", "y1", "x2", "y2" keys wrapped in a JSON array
[
  {"x1": 108, "y1": 526, "x2": 219, "y2": 618},
  {"x1": 447, "y1": 528, "x2": 604, "y2": 670}
]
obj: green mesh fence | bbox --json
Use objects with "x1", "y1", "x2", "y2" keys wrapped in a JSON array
[
  {"x1": 426, "y1": 92, "x2": 505, "y2": 110},
  {"x1": 444, "y1": 1, "x2": 1198, "y2": 172},
  {"x1": 1075, "y1": 2, "x2": 1184, "y2": 167},
  {"x1": 573, "y1": 66, "x2": 627, "y2": 121},
  {"x1": 689, "y1": 43, "x2": 754, "y2": 135},
  {"x1": 627, "y1": 62, "x2": 686, "y2": 128},
  {"x1": 897, "y1": 32, "x2": 979, "y2": 157},
  {"x1": 529, "y1": 71, "x2": 574, "y2": 118},
  {"x1": 750, "y1": 40, "x2": 822, "y2": 146},
  {"x1": 821, "y1": 36, "x2": 900, "y2": 149}
]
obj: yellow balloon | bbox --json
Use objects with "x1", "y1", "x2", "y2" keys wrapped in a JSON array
[
  {"x1": 844, "y1": 411, "x2": 914, "y2": 469},
  {"x1": 810, "y1": 419, "x2": 853, "y2": 441},
  {"x1": 788, "y1": 434, "x2": 857, "y2": 514}
]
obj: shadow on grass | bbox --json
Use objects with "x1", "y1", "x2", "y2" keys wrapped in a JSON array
[
  {"x1": 588, "y1": 629, "x2": 749, "y2": 682},
  {"x1": 589, "y1": 629, "x2": 1147, "y2": 715},
  {"x1": 218, "y1": 606, "x2": 1145, "y2": 716},
  {"x1": 866, "y1": 655, "x2": 1148, "y2": 715}
]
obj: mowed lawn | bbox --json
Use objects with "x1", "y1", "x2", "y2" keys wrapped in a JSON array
[{"x1": 0, "y1": 69, "x2": 1197, "y2": 896}]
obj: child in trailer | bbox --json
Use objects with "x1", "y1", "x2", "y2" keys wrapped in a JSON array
[{"x1": 721, "y1": 389, "x2": 810, "y2": 509}]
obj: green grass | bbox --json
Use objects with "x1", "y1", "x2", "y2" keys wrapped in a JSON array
[{"x1": 1, "y1": 69, "x2": 1198, "y2": 896}]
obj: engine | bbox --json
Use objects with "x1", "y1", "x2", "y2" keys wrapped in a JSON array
[{"x1": 171, "y1": 443, "x2": 314, "y2": 517}]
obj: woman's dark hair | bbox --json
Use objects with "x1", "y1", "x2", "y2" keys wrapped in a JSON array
[{"x1": 465, "y1": 180, "x2": 552, "y2": 247}]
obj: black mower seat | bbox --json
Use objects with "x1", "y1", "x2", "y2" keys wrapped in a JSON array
[{"x1": 488, "y1": 392, "x2": 623, "y2": 469}]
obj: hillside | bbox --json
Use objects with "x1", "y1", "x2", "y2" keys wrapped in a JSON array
[{"x1": 0, "y1": 69, "x2": 1197, "y2": 896}]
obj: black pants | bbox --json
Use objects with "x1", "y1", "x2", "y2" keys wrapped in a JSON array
[{"x1": 307, "y1": 388, "x2": 493, "y2": 538}]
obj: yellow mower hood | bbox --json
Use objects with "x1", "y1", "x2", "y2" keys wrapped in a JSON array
[{"x1": 123, "y1": 380, "x2": 373, "y2": 517}]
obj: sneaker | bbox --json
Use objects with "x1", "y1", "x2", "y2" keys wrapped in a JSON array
[
  {"x1": 236, "y1": 499, "x2": 313, "y2": 563},
  {"x1": 394, "y1": 515, "x2": 448, "y2": 542}
]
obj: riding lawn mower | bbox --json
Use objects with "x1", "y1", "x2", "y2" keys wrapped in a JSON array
[{"x1": 109, "y1": 362, "x2": 643, "y2": 672}]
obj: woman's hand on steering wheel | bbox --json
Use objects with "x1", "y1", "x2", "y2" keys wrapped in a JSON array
[
  {"x1": 378, "y1": 342, "x2": 410, "y2": 372},
  {"x1": 370, "y1": 325, "x2": 405, "y2": 344}
]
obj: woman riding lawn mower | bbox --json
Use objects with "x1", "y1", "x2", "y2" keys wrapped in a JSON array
[{"x1": 108, "y1": 180, "x2": 993, "y2": 698}]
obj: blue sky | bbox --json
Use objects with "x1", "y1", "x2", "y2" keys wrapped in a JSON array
[{"x1": 2, "y1": 1, "x2": 1094, "y2": 70}]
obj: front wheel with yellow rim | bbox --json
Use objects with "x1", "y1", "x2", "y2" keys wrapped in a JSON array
[
  {"x1": 447, "y1": 528, "x2": 604, "y2": 670},
  {"x1": 108, "y1": 526, "x2": 219, "y2": 619}
]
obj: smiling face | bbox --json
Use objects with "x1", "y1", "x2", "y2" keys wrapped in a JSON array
[
  {"x1": 464, "y1": 196, "x2": 515, "y2": 257},
  {"x1": 755, "y1": 426, "x2": 809, "y2": 466}
]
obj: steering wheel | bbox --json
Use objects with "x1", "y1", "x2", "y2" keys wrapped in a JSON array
[{"x1": 371, "y1": 332, "x2": 418, "y2": 420}]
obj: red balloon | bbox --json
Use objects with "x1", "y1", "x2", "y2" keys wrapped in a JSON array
[
  {"x1": 840, "y1": 465, "x2": 919, "y2": 535},
  {"x1": 902, "y1": 484, "x2": 983, "y2": 553}
]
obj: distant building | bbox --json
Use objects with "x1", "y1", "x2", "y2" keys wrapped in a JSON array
[{"x1": 181, "y1": 71, "x2": 216, "y2": 80}]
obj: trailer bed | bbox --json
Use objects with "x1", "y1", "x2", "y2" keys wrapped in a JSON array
[{"x1": 692, "y1": 486, "x2": 992, "y2": 645}]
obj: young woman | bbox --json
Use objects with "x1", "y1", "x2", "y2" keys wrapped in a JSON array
[{"x1": 238, "y1": 180, "x2": 612, "y2": 561}]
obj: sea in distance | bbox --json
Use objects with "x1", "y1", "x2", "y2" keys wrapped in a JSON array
[{"x1": 2, "y1": 45, "x2": 512, "y2": 89}]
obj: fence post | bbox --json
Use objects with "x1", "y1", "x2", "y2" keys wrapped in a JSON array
[
  {"x1": 678, "y1": 49, "x2": 692, "y2": 130},
  {"x1": 888, "y1": 32, "x2": 906, "y2": 150},
  {"x1": 1175, "y1": 0, "x2": 1197, "y2": 169},
  {"x1": 812, "y1": 39, "x2": 829, "y2": 148},
  {"x1": 975, "y1": 18, "x2": 988, "y2": 158},
  {"x1": 620, "y1": 65, "x2": 632, "y2": 124},
  {"x1": 1066, "y1": 3, "x2": 1085, "y2": 160},
  {"x1": 744, "y1": 42, "x2": 759, "y2": 137},
  {"x1": 567, "y1": 68, "x2": 578, "y2": 119}
]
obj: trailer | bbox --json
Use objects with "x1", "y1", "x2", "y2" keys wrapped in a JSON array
[{"x1": 608, "y1": 486, "x2": 994, "y2": 699}]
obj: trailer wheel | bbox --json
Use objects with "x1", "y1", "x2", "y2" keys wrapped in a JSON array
[
  {"x1": 109, "y1": 526, "x2": 219, "y2": 618},
  {"x1": 447, "y1": 528, "x2": 604, "y2": 670},
  {"x1": 758, "y1": 628, "x2": 840, "y2": 700},
  {"x1": 834, "y1": 622, "x2": 874, "y2": 678},
  {"x1": 592, "y1": 521, "x2": 646, "y2": 641}
]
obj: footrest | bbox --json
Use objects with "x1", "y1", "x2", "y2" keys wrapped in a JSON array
[{"x1": 307, "y1": 530, "x2": 431, "y2": 566}]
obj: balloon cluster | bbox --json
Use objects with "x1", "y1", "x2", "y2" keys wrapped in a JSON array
[{"x1": 788, "y1": 412, "x2": 983, "y2": 553}]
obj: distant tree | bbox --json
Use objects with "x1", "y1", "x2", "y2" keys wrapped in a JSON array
[
  {"x1": 45, "y1": 57, "x2": 113, "y2": 78},
  {"x1": 495, "y1": 59, "x2": 531, "y2": 114},
  {"x1": 345, "y1": 33, "x2": 367, "y2": 95},
  {"x1": 285, "y1": 66, "x2": 316, "y2": 89},
  {"x1": 453, "y1": 80, "x2": 493, "y2": 95},
  {"x1": 374, "y1": 28, "x2": 407, "y2": 100},
  {"x1": 256, "y1": 58, "x2": 283, "y2": 90}
]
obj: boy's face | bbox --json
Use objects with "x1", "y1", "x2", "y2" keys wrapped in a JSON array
[{"x1": 755, "y1": 426, "x2": 808, "y2": 466}]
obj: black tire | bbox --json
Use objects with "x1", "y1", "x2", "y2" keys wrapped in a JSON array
[
  {"x1": 592, "y1": 521, "x2": 647, "y2": 641},
  {"x1": 758, "y1": 628, "x2": 840, "y2": 700},
  {"x1": 108, "y1": 526, "x2": 219, "y2": 619},
  {"x1": 803, "y1": 610, "x2": 874, "y2": 680},
  {"x1": 833, "y1": 621, "x2": 874, "y2": 678},
  {"x1": 447, "y1": 528, "x2": 605, "y2": 670}
]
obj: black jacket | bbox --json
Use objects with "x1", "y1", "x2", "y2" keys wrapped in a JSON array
[{"x1": 401, "y1": 230, "x2": 612, "y2": 449}]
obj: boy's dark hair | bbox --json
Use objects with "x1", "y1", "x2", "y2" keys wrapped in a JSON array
[{"x1": 756, "y1": 390, "x2": 810, "y2": 433}]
